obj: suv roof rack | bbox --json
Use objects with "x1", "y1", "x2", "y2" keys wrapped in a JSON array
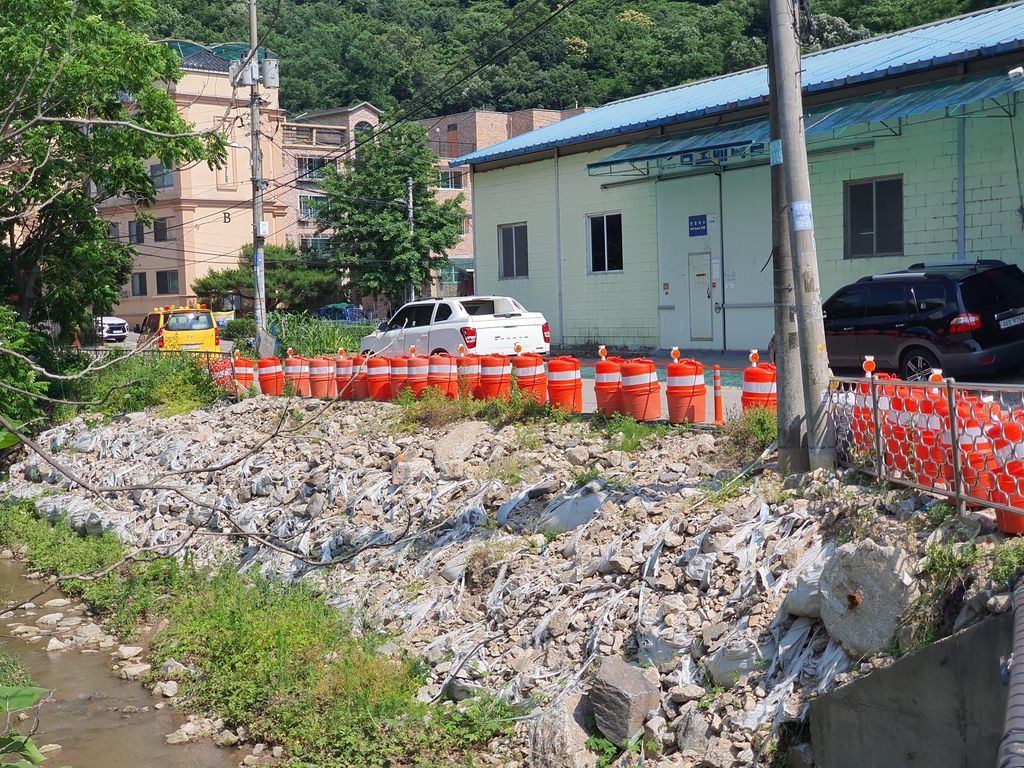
[{"x1": 906, "y1": 259, "x2": 1006, "y2": 269}]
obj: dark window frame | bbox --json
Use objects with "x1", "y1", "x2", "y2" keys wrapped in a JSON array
[
  {"x1": 844, "y1": 175, "x2": 904, "y2": 259},
  {"x1": 151, "y1": 162, "x2": 174, "y2": 189},
  {"x1": 498, "y1": 223, "x2": 529, "y2": 279},
  {"x1": 128, "y1": 220, "x2": 145, "y2": 245},
  {"x1": 439, "y1": 170, "x2": 464, "y2": 190},
  {"x1": 588, "y1": 212, "x2": 624, "y2": 274},
  {"x1": 153, "y1": 217, "x2": 170, "y2": 242},
  {"x1": 156, "y1": 270, "x2": 179, "y2": 295},
  {"x1": 131, "y1": 272, "x2": 147, "y2": 297}
]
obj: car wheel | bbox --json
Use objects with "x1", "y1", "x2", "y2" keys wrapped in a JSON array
[{"x1": 901, "y1": 348, "x2": 939, "y2": 381}]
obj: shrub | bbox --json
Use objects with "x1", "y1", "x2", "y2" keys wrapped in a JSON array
[
  {"x1": 0, "y1": 307, "x2": 47, "y2": 447},
  {"x1": 270, "y1": 312, "x2": 374, "y2": 357},
  {"x1": 222, "y1": 317, "x2": 256, "y2": 342}
]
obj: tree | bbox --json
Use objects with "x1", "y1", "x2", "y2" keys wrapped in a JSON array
[
  {"x1": 0, "y1": 0, "x2": 225, "y2": 332},
  {"x1": 192, "y1": 243, "x2": 340, "y2": 311},
  {"x1": 315, "y1": 121, "x2": 465, "y2": 304}
]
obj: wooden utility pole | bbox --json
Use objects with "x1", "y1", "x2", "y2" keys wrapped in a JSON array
[
  {"x1": 768, "y1": 0, "x2": 836, "y2": 470},
  {"x1": 767, "y1": 25, "x2": 808, "y2": 473}
]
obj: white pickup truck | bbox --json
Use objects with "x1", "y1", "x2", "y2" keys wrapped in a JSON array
[{"x1": 360, "y1": 296, "x2": 550, "y2": 357}]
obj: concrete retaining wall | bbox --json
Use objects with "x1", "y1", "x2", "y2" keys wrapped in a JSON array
[{"x1": 809, "y1": 612, "x2": 1011, "y2": 767}]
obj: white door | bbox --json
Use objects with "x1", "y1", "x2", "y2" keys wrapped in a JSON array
[
  {"x1": 689, "y1": 253, "x2": 713, "y2": 341},
  {"x1": 656, "y1": 174, "x2": 722, "y2": 350}
]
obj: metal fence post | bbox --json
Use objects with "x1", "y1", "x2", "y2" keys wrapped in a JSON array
[
  {"x1": 945, "y1": 377, "x2": 966, "y2": 517},
  {"x1": 871, "y1": 375, "x2": 883, "y2": 480}
]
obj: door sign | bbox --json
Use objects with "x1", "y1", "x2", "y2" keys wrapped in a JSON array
[{"x1": 688, "y1": 215, "x2": 708, "y2": 237}]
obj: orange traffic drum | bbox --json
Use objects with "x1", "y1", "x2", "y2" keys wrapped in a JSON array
[
  {"x1": 366, "y1": 356, "x2": 393, "y2": 401},
  {"x1": 457, "y1": 354, "x2": 481, "y2": 400},
  {"x1": 284, "y1": 354, "x2": 311, "y2": 398},
  {"x1": 309, "y1": 356, "x2": 336, "y2": 399},
  {"x1": 547, "y1": 356, "x2": 583, "y2": 412},
  {"x1": 479, "y1": 354, "x2": 512, "y2": 400},
  {"x1": 513, "y1": 353, "x2": 547, "y2": 405},
  {"x1": 257, "y1": 357, "x2": 284, "y2": 396},
  {"x1": 428, "y1": 353, "x2": 459, "y2": 399},
  {"x1": 595, "y1": 357, "x2": 625, "y2": 416},
  {"x1": 741, "y1": 362, "x2": 777, "y2": 412},
  {"x1": 621, "y1": 358, "x2": 661, "y2": 421},
  {"x1": 406, "y1": 356, "x2": 430, "y2": 398},
  {"x1": 335, "y1": 355, "x2": 354, "y2": 400},
  {"x1": 666, "y1": 358, "x2": 705, "y2": 424}
]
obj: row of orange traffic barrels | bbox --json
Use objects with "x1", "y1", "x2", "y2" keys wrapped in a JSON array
[
  {"x1": 841, "y1": 375, "x2": 1024, "y2": 533},
  {"x1": 230, "y1": 352, "x2": 710, "y2": 424}
]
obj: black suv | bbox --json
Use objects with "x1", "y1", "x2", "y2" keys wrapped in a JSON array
[{"x1": 822, "y1": 260, "x2": 1024, "y2": 380}]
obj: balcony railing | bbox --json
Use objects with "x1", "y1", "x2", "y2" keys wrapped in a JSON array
[{"x1": 426, "y1": 139, "x2": 478, "y2": 159}]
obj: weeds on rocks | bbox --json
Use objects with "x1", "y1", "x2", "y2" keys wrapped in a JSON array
[
  {"x1": 595, "y1": 413, "x2": 669, "y2": 451},
  {"x1": 990, "y1": 538, "x2": 1024, "y2": 585},
  {"x1": 719, "y1": 406, "x2": 777, "y2": 465}
]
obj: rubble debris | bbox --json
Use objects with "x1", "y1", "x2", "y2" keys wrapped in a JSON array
[{"x1": 0, "y1": 397, "x2": 1010, "y2": 764}]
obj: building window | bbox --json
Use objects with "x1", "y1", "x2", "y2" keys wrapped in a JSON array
[
  {"x1": 109, "y1": 223, "x2": 120, "y2": 240},
  {"x1": 588, "y1": 213, "x2": 623, "y2": 273},
  {"x1": 128, "y1": 220, "x2": 145, "y2": 244},
  {"x1": 300, "y1": 236, "x2": 332, "y2": 254},
  {"x1": 845, "y1": 176, "x2": 903, "y2": 258},
  {"x1": 156, "y1": 270, "x2": 179, "y2": 295},
  {"x1": 498, "y1": 223, "x2": 528, "y2": 279},
  {"x1": 439, "y1": 170, "x2": 464, "y2": 190},
  {"x1": 151, "y1": 162, "x2": 173, "y2": 189},
  {"x1": 460, "y1": 216, "x2": 469, "y2": 237},
  {"x1": 298, "y1": 195, "x2": 327, "y2": 219},
  {"x1": 298, "y1": 157, "x2": 331, "y2": 180},
  {"x1": 154, "y1": 218, "x2": 170, "y2": 242},
  {"x1": 354, "y1": 121, "x2": 374, "y2": 161},
  {"x1": 131, "y1": 273, "x2": 148, "y2": 297}
]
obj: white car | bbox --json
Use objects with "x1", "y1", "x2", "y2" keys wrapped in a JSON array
[
  {"x1": 361, "y1": 296, "x2": 550, "y2": 357},
  {"x1": 96, "y1": 316, "x2": 129, "y2": 343}
]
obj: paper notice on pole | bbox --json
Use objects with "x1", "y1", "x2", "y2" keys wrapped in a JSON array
[
  {"x1": 791, "y1": 200, "x2": 814, "y2": 231},
  {"x1": 770, "y1": 139, "x2": 783, "y2": 166}
]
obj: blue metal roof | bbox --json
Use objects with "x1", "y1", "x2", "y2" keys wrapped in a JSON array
[
  {"x1": 588, "y1": 71, "x2": 1024, "y2": 174},
  {"x1": 454, "y1": 2, "x2": 1024, "y2": 167}
]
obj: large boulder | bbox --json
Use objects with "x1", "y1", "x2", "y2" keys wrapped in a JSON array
[
  {"x1": 529, "y1": 693, "x2": 598, "y2": 768},
  {"x1": 819, "y1": 539, "x2": 920, "y2": 658},
  {"x1": 588, "y1": 656, "x2": 661, "y2": 746}
]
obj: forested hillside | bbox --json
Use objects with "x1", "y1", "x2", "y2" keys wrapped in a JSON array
[{"x1": 141, "y1": 0, "x2": 1006, "y2": 117}]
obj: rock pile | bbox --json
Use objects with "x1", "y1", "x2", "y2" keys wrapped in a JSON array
[{"x1": 0, "y1": 396, "x2": 1014, "y2": 767}]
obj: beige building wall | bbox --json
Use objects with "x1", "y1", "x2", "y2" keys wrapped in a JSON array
[{"x1": 98, "y1": 65, "x2": 286, "y2": 327}]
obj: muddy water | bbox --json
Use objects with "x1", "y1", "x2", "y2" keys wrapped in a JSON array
[{"x1": 0, "y1": 561, "x2": 237, "y2": 768}]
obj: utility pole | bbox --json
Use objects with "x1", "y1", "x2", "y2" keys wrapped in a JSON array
[
  {"x1": 767, "y1": 25, "x2": 808, "y2": 473},
  {"x1": 768, "y1": 0, "x2": 836, "y2": 470},
  {"x1": 249, "y1": 0, "x2": 267, "y2": 334},
  {"x1": 406, "y1": 177, "x2": 415, "y2": 303}
]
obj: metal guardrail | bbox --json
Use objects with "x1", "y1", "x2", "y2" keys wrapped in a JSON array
[{"x1": 829, "y1": 375, "x2": 1024, "y2": 524}]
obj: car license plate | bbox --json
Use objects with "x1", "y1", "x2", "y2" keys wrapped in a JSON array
[
  {"x1": 182, "y1": 343, "x2": 200, "y2": 350},
  {"x1": 1000, "y1": 314, "x2": 1024, "y2": 330}
]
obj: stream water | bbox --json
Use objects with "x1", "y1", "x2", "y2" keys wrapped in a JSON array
[{"x1": 0, "y1": 561, "x2": 237, "y2": 768}]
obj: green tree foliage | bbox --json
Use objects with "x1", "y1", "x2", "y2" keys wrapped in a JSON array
[
  {"x1": 138, "y1": 0, "x2": 1002, "y2": 118},
  {"x1": 0, "y1": 0, "x2": 225, "y2": 333},
  {"x1": 191, "y1": 243, "x2": 340, "y2": 311},
  {"x1": 315, "y1": 121, "x2": 464, "y2": 303},
  {"x1": 0, "y1": 306, "x2": 47, "y2": 448}
]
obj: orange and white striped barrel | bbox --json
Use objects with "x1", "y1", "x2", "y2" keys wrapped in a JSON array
[
  {"x1": 457, "y1": 354, "x2": 481, "y2": 400},
  {"x1": 257, "y1": 357, "x2": 284, "y2": 396},
  {"x1": 232, "y1": 354, "x2": 255, "y2": 396},
  {"x1": 479, "y1": 354, "x2": 512, "y2": 400},
  {"x1": 366, "y1": 356, "x2": 392, "y2": 401},
  {"x1": 547, "y1": 357, "x2": 583, "y2": 412},
  {"x1": 406, "y1": 356, "x2": 430, "y2": 398},
  {"x1": 335, "y1": 355, "x2": 354, "y2": 400},
  {"x1": 389, "y1": 356, "x2": 409, "y2": 398},
  {"x1": 513, "y1": 353, "x2": 547, "y2": 405},
  {"x1": 595, "y1": 357, "x2": 625, "y2": 416},
  {"x1": 740, "y1": 351, "x2": 777, "y2": 412},
  {"x1": 428, "y1": 353, "x2": 459, "y2": 399},
  {"x1": 620, "y1": 358, "x2": 661, "y2": 421},
  {"x1": 284, "y1": 354, "x2": 311, "y2": 397},
  {"x1": 351, "y1": 355, "x2": 369, "y2": 400},
  {"x1": 309, "y1": 356, "x2": 335, "y2": 399},
  {"x1": 666, "y1": 359, "x2": 705, "y2": 424}
]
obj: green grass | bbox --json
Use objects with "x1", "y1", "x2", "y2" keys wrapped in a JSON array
[
  {"x1": 595, "y1": 413, "x2": 669, "y2": 452},
  {"x1": 48, "y1": 349, "x2": 222, "y2": 422},
  {"x1": 0, "y1": 648, "x2": 32, "y2": 688},
  {"x1": 270, "y1": 312, "x2": 375, "y2": 357},
  {"x1": 571, "y1": 467, "x2": 601, "y2": 489},
  {"x1": 0, "y1": 500, "x2": 514, "y2": 766},
  {"x1": 718, "y1": 406, "x2": 778, "y2": 464},
  {"x1": 923, "y1": 542, "x2": 980, "y2": 587},
  {"x1": 991, "y1": 538, "x2": 1024, "y2": 584}
]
